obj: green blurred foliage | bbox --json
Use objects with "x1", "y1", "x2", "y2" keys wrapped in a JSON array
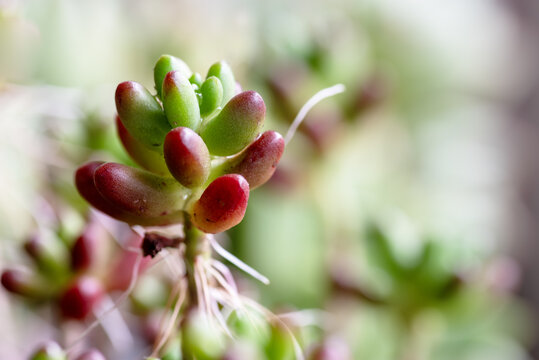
[{"x1": 0, "y1": 0, "x2": 532, "y2": 359}]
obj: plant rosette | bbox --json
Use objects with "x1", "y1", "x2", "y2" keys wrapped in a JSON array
[
  {"x1": 71, "y1": 55, "x2": 343, "y2": 359},
  {"x1": 76, "y1": 55, "x2": 285, "y2": 234}
]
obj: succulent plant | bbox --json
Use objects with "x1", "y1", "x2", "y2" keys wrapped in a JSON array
[{"x1": 76, "y1": 55, "x2": 284, "y2": 234}]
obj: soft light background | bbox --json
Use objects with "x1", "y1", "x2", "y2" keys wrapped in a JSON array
[{"x1": 0, "y1": 0, "x2": 537, "y2": 359}]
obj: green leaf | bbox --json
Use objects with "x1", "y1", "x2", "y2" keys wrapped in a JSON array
[
  {"x1": 200, "y1": 91, "x2": 265, "y2": 156},
  {"x1": 154, "y1": 55, "x2": 192, "y2": 99},
  {"x1": 162, "y1": 71, "x2": 201, "y2": 130},
  {"x1": 206, "y1": 61, "x2": 236, "y2": 105},
  {"x1": 199, "y1": 76, "x2": 223, "y2": 117},
  {"x1": 115, "y1": 81, "x2": 171, "y2": 153}
]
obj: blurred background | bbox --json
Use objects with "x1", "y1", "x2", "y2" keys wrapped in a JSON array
[{"x1": 1, "y1": 0, "x2": 539, "y2": 359}]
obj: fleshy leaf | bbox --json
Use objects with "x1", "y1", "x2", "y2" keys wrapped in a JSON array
[
  {"x1": 115, "y1": 81, "x2": 171, "y2": 153},
  {"x1": 211, "y1": 130, "x2": 284, "y2": 189},
  {"x1": 75, "y1": 162, "x2": 185, "y2": 226},
  {"x1": 154, "y1": 55, "x2": 192, "y2": 99},
  {"x1": 191, "y1": 174, "x2": 249, "y2": 234},
  {"x1": 116, "y1": 115, "x2": 169, "y2": 176},
  {"x1": 199, "y1": 76, "x2": 223, "y2": 117},
  {"x1": 206, "y1": 61, "x2": 235, "y2": 105},
  {"x1": 164, "y1": 127, "x2": 210, "y2": 188},
  {"x1": 162, "y1": 71, "x2": 201, "y2": 130},
  {"x1": 93, "y1": 162, "x2": 185, "y2": 218},
  {"x1": 200, "y1": 91, "x2": 265, "y2": 156},
  {"x1": 189, "y1": 72, "x2": 203, "y2": 87}
]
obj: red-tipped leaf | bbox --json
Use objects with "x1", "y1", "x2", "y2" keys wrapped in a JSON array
[
  {"x1": 212, "y1": 130, "x2": 284, "y2": 189},
  {"x1": 116, "y1": 115, "x2": 169, "y2": 176},
  {"x1": 191, "y1": 174, "x2": 249, "y2": 234},
  {"x1": 200, "y1": 91, "x2": 266, "y2": 156},
  {"x1": 164, "y1": 127, "x2": 210, "y2": 188},
  {"x1": 93, "y1": 162, "x2": 184, "y2": 218},
  {"x1": 75, "y1": 162, "x2": 184, "y2": 226}
]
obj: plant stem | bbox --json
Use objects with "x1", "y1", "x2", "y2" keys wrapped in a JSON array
[{"x1": 183, "y1": 217, "x2": 210, "y2": 310}]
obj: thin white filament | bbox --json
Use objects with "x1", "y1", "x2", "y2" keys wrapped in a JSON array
[
  {"x1": 284, "y1": 84, "x2": 346, "y2": 145},
  {"x1": 162, "y1": 248, "x2": 184, "y2": 279},
  {"x1": 151, "y1": 280, "x2": 186, "y2": 357},
  {"x1": 206, "y1": 265, "x2": 242, "y2": 309},
  {"x1": 196, "y1": 259, "x2": 213, "y2": 318},
  {"x1": 151, "y1": 278, "x2": 183, "y2": 355},
  {"x1": 208, "y1": 236, "x2": 270, "y2": 285},
  {"x1": 210, "y1": 259, "x2": 238, "y2": 293},
  {"x1": 210, "y1": 298, "x2": 233, "y2": 338},
  {"x1": 193, "y1": 258, "x2": 213, "y2": 320}
]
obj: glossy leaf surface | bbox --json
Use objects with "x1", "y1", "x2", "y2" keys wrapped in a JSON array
[
  {"x1": 200, "y1": 91, "x2": 265, "y2": 156},
  {"x1": 162, "y1": 71, "x2": 201, "y2": 130},
  {"x1": 154, "y1": 55, "x2": 192, "y2": 99},
  {"x1": 116, "y1": 115, "x2": 169, "y2": 175},
  {"x1": 206, "y1": 61, "x2": 235, "y2": 105},
  {"x1": 115, "y1": 81, "x2": 171, "y2": 153},
  {"x1": 191, "y1": 174, "x2": 249, "y2": 234},
  {"x1": 164, "y1": 127, "x2": 210, "y2": 188}
]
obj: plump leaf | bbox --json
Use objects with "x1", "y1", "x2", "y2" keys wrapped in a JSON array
[
  {"x1": 211, "y1": 130, "x2": 284, "y2": 189},
  {"x1": 115, "y1": 81, "x2": 171, "y2": 153},
  {"x1": 200, "y1": 91, "x2": 265, "y2": 156},
  {"x1": 75, "y1": 162, "x2": 185, "y2": 226},
  {"x1": 93, "y1": 162, "x2": 185, "y2": 218},
  {"x1": 162, "y1": 71, "x2": 201, "y2": 130},
  {"x1": 189, "y1": 72, "x2": 203, "y2": 87},
  {"x1": 199, "y1": 76, "x2": 223, "y2": 117},
  {"x1": 191, "y1": 174, "x2": 249, "y2": 234},
  {"x1": 164, "y1": 127, "x2": 210, "y2": 188},
  {"x1": 206, "y1": 61, "x2": 235, "y2": 105},
  {"x1": 154, "y1": 55, "x2": 192, "y2": 99},
  {"x1": 116, "y1": 115, "x2": 169, "y2": 176}
]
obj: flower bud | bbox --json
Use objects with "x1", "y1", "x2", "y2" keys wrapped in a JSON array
[
  {"x1": 154, "y1": 55, "x2": 192, "y2": 99},
  {"x1": 200, "y1": 91, "x2": 265, "y2": 156},
  {"x1": 115, "y1": 81, "x2": 171, "y2": 153},
  {"x1": 164, "y1": 127, "x2": 210, "y2": 188},
  {"x1": 162, "y1": 71, "x2": 201, "y2": 130},
  {"x1": 191, "y1": 174, "x2": 249, "y2": 234}
]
